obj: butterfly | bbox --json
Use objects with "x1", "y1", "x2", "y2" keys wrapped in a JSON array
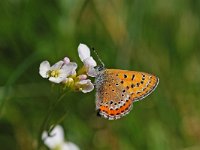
[{"x1": 94, "y1": 65, "x2": 159, "y2": 120}]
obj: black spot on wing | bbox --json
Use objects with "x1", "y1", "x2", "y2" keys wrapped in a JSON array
[
  {"x1": 124, "y1": 74, "x2": 127, "y2": 78},
  {"x1": 131, "y1": 74, "x2": 135, "y2": 80}
]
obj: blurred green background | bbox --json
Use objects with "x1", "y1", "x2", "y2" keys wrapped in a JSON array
[{"x1": 0, "y1": 0, "x2": 200, "y2": 150}]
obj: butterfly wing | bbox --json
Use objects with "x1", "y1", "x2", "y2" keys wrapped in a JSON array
[
  {"x1": 107, "y1": 69, "x2": 159, "y2": 102},
  {"x1": 95, "y1": 69, "x2": 133, "y2": 120},
  {"x1": 95, "y1": 69, "x2": 159, "y2": 120}
]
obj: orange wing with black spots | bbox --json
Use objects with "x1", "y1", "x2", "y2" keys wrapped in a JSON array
[
  {"x1": 95, "y1": 69, "x2": 159, "y2": 120},
  {"x1": 107, "y1": 69, "x2": 159, "y2": 102}
]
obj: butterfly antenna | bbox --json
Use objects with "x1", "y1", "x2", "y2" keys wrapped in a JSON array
[{"x1": 92, "y1": 47, "x2": 105, "y2": 67}]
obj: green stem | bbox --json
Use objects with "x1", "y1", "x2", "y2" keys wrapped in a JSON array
[{"x1": 37, "y1": 91, "x2": 67, "y2": 149}]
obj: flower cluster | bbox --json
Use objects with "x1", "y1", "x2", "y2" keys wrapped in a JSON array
[
  {"x1": 39, "y1": 44, "x2": 97, "y2": 93},
  {"x1": 42, "y1": 125, "x2": 79, "y2": 150}
]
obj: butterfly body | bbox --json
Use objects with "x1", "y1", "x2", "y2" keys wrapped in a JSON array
[{"x1": 95, "y1": 68, "x2": 159, "y2": 120}]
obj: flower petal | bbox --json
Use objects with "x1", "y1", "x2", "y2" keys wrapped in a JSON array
[
  {"x1": 50, "y1": 61, "x2": 64, "y2": 70},
  {"x1": 49, "y1": 76, "x2": 66, "y2": 83},
  {"x1": 78, "y1": 43, "x2": 90, "y2": 62},
  {"x1": 39, "y1": 61, "x2": 50, "y2": 78},
  {"x1": 62, "y1": 142, "x2": 80, "y2": 150},
  {"x1": 62, "y1": 62, "x2": 77, "y2": 76},
  {"x1": 87, "y1": 67, "x2": 98, "y2": 77},
  {"x1": 42, "y1": 125, "x2": 64, "y2": 149},
  {"x1": 77, "y1": 79, "x2": 94, "y2": 93},
  {"x1": 83, "y1": 56, "x2": 97, "y2": 68}
]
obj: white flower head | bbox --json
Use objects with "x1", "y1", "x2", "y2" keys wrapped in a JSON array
[
  {"x1": 78, "y1": 43, "x2": 97, "y2": 77},
  {"x1": 39, "y1": 60, "x2": 77, "y2": 83},
  {"x1": 42, "y1": 125, "x2": 80, "y2": 150}
]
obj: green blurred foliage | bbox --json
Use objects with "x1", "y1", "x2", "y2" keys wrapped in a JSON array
[{"x1": 0, "y1": 0, "x2": 200, "y2": 150}]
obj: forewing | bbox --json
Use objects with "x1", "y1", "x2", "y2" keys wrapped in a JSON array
[{"x1": 107, "y1": 69, "x2": 159, "y2": 102}]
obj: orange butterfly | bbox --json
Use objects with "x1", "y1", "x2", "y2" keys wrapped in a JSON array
[{"x1": 95, "y1": 66, "x2": 159, "y2": 120}]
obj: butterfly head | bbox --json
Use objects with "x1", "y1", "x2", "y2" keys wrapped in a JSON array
[
  {"x1": 94, "y1": 64, "x2": 105, "y2": 72},
  {"x1": 91, "y1": 47, "x2": 105, "y2": 74}
]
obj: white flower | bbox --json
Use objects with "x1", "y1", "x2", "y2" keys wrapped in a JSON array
[
  {"x1": 42, "y1": 125, "x2": 80, "y2": 150},
  {"x1": 78, "y1": 43, "x2": 97, "y2": 77},
  {"x1": 75, "y1": 79, "x2": 94, "y2": 93},
  {"x1": 39, "y1": 60, "x2": 77, "y2": 83},
  {"x1": 39, "y1": 45, "x2": 96, "y2": 93}
]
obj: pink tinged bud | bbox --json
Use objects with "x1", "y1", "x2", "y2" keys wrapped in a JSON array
[
  {"x1": 78, "y1": 74, "x2": 87, "y2": 80},
  {"x1": 63, "y1": 57, "x2": 70, "y2": 64}
]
